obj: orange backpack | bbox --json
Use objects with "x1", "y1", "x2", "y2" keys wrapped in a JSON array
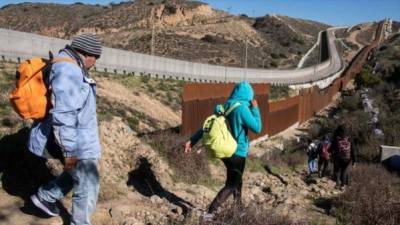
[{"x1": 9, "y1": 53, "x2": 77, "y2": 120}]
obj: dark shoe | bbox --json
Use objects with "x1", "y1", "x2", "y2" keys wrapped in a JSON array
[{"x1": 30, "y1": 194, "x2": 60, "y2": 216}]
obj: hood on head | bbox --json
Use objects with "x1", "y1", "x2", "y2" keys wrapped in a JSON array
[
  {"x1": 214, "y1": 104, "x2": 224, "y2": 115},
  {"x1": 225, "y1": 81, "x2": 254, "y2": 108}
]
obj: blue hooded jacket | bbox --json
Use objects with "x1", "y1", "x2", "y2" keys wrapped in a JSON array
[
  {"x1": 28, "y1": 47, "x2": 101, "y2": 160},
  {"x1": 190, "y1": 81, "x2": 262, "y2": 158}
]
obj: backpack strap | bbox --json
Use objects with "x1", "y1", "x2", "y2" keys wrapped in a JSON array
[
  {"x1": 225, "y1": 102, "x2": 241, "y2": 116},
  {"x1": 52, "y1": 57, "x2": 78, "y2": 65}
]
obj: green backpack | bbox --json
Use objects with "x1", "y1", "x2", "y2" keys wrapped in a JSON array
[{"x1": 202, "y1": 102, "x2": 241, "y2": 158}]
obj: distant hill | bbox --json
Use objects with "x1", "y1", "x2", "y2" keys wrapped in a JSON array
[{"x1": 0, "y1": 0, "x2": 330, "y2": 69}]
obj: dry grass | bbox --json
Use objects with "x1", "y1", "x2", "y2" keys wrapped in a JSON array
[
  {"x1": 209, "y1": 204, "x2": 306, "y2": 225},
  {"x1": 333, "y1": 164, "x2": 400, "y2": 225},
  {"x1": 143, "y1": 130, "x2": 214, "y2": 186},
  {"x1": 261, "y1": 139, "x2": 306, "y2": 173}
]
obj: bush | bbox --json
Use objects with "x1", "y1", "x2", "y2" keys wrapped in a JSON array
[
  {"x1": 164, "y1": 5, "x2": 177, "y2": 14},
  {"x1": 333, "y1": 164, "x2": 400, "y2": 225},
  {"x1": 140, "y1": 75, "x2": 150, "y2": 83},
  {"x1": 279, "y1": 53, "x2": 287, "y2": 58},
  {"x1": 270, "y1": 85, "x2": 290, "y2": 100},
  {"x1": 292, "y1": 37, "x2": 305, "y2": 45},
  {"x1": 261, "y1": 139, "x2": 306, "y2": 172},
  {"x1": 210, "y1": 205, "x2": 306, "y2": 225},
  {"x1": 355, "y1": 65, "x2": 382, "y2": 87},
  {"x1": 270, "y1": 61, "x2": 278, "y2": 68},
  {"x1": 339, "y1": 94, "x2": 360, "y2": 111},
  {"x1": 270, "y1": 53, "x2": 279, "y2": 59},
  {"x1": 126, "y1": 116, "x2": 139, "y2": 131},
  {"x1": 246, "y1": 156, "x2": 265, "y2": 172},
  {"x1": 280, "y1": 41, "x2": 291, "y2": 47},
  {"x1": 201, "y1": 34, "x2": 217, "y2": 43},
  {"x1": 143, "y1": 130, "x2": 212, "y2": 185}
]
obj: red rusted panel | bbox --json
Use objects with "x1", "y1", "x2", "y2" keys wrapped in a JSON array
[
  {"x1": 269, "y1": 95, "x2": 300, "y2": 112},
  {"x1": 249, "y1": 94, "x2": 269, "y2": 140},
  {"x1": 183, "y1": 83, "x2": 270, "y2": 101},
  {"x1": 181, "y1": 21, "x2": 385, "y2": 141},
  {"x1": 268, "y1": 104, "x2": 299, "y2": 136},
  {"x1": 181, "y1": 83, "x2": 270, "y2": 140}
]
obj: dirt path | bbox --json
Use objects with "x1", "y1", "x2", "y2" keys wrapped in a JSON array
[{"x1": 343, "y1": 23, "x2": 374, "y2": 61}]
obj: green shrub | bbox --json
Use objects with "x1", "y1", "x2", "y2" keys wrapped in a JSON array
[
  {"x1": 147, "y1": 84, "x2": 156, "y2": 93},
  {"x1": 270, "y1": 85, "x2": 290, "y2": 100},
  {"x1": 270, "y1": 53, "x2": 279, "y2": 59},
  {"x1": 355, "y1": 65, "x2": 382, "y2": 87},
  {"x1": 246, "y1": 156, "x2": 265, "y2": 172},
  {"x1": 126, "y1": 116, "x2": 139, "y2": 130},
  {"x1": 140, "y1": 75, "x2": 150, "y2": 83},
  {"x1": 292, "y1": 37, "x2": 305, "y2": 45},
  {"x1": 201, "y1": 34, "x2": 218, "y2": 43},
  {"x1": 339, "y1": 94, "x2": 360, "y2": 111},
  {"x1": 270, "y1": 61, "x2": 278, "y2": 67},
  {"x1": 261, "y1": 139, "x2": 306, "y2": 172}
]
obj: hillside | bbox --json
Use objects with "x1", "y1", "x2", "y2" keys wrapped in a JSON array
[
  {"x1": 0, "y1": 0, "x2": 329, "y2": 69},
  {"x1": 0, "y1": 28, "x2": 399, "y2": 225},
  {"x1": 0, "y1": 59, "x2": 346, "y2": 225},
  {"x1": 300, "y1": 33, "x2": 400, "y2": 225}
]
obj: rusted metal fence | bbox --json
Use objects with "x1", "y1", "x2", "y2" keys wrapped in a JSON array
[
  {"x1": 181, "y1": 21, "x2": 385, "y2": 140},
  {"x1": 268, "y1": 96, "x2": 300, "y2": 136},
  {"x1": 181, "y1": 83, "x2": 270, "y2": 140}
]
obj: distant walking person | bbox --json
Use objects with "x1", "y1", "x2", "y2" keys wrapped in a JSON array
[
  {"x1": 306, "y1": 139, "x2": 318, "y2": 174},
  {"x1": 29, "y1": 33, "x2": 102, "y2": 225},
  {"x1": 331, "y1": 125, "x2": 356, "y2": 188},
  {"x1": 184, "y1": 81, "x2": 262, "y2": 221},
  {"x1": 317, "y1": 135, "x2": 331, "y2": 177}
]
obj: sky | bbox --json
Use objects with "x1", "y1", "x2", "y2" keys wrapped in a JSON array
[{"x1": 0, "y1": 0, "x2": 399, "y2": 26}]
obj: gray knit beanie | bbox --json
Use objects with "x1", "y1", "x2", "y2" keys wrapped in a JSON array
[{"x1": 71, "y1": 33, "x2": 102, "y2": 58}]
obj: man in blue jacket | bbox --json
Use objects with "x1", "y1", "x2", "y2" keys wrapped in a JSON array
[
  {"x1": 184, "y1": 81, "x2": 262, "y2": 220},
  {"x1": 29, "y1": 33, "x2": 102, "y2": 225}
]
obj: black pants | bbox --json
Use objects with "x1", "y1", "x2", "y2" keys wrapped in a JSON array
[
  {"x1": 208, "y1": 155, "x2": 246, "y2": 213},
  {"x1": 333, "y1": 159, "x2": 351, "y2": 186},
  {"x1": 318, "y1": 158, "x2": 329, "y2": 177}
]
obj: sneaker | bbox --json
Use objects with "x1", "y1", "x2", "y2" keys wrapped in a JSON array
[
  {"x1": 30, "y1": 194, "x2": 60, "y2": 216},
  {"x1": 201, "y1": 212, "x2": 215, "y2": 222}
]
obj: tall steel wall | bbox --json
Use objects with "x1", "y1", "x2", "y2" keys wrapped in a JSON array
[
  {"x1": 181, "y1": 83, "x2": 270, "y2": 140},
  {"x1": 181, "y1": 21, "x2": 385, "y2": 139}
]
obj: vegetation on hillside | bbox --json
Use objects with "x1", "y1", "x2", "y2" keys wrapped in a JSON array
[
  {"x1": 0, "y1": 1, "x2": 329, "y2": 69},
  {"x1": 304, "y1": 33, "x2": 400, "y2": 225}
]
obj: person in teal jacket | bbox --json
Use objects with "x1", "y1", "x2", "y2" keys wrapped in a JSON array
[{"x1": 184, "y1": 81, "x2": 262, "y2": 220}]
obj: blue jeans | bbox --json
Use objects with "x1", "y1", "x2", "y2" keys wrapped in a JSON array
[
  {"x1": 37, "y1": 159, "x2": 99, "y2": 225},
  {"x1": 308, "y1": 158, "x2": 318, "y2": 173}
]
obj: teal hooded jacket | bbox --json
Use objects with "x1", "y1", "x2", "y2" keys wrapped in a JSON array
[{"x1": 190, "y1": 81, "x2": 262, "y2": 158}]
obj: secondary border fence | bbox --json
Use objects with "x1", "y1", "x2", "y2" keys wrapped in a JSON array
[
  {"x1": 181, "y1": 21, "x2": 385, "y2": 139},
  {"x1": 0, "y1": 27, "x2": 339, "y2": 84}
]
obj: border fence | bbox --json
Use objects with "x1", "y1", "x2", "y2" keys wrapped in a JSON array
[
  {"x1": 0, "y1": 27, "x2": 340, "y2": 84},
  {"x1": 181, "y1": 21, "x2": 385, "y2": 139}
]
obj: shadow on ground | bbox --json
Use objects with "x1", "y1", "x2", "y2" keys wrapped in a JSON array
[
  {"x1": 314, "y1": 197, "x2": 336, "y2": 215},
  {"x1": 0, "y1": 127, "x2": 70, "y2": 224},
  {"x1": 127, "y1": 157, "x2": 193, "y2": 217}
]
